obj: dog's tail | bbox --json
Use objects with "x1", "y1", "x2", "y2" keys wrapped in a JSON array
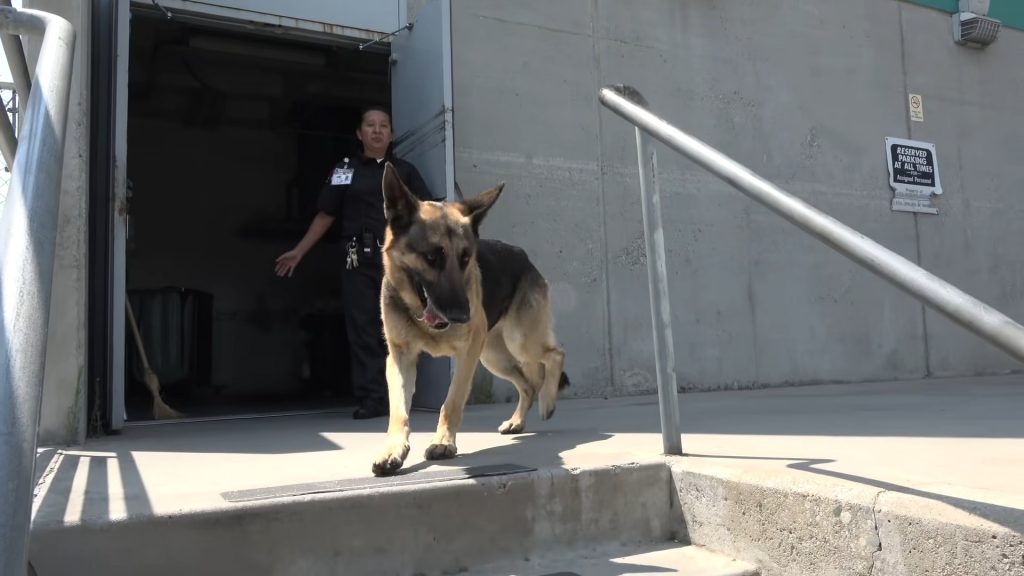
[{"x1": 559, "y1": 371, "x2": 570, "y2": 390}]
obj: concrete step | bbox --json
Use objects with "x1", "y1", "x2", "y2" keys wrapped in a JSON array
[
  {"x1": 670, "y1": 459, "x2": 1024, "y2": 576},
  {"x1": 30, "y1": 462, "x2": 685, "y2": 576},
  {"x1": 466, "y1": 542, "x2": 759, "y2": 576}
]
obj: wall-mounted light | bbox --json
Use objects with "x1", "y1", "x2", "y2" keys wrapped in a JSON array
[{"x1": 954, "y1": 0, "x2": 1001, "y2": 47}]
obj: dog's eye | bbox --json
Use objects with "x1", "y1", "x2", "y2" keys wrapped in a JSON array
[
  {"x1": 459, "y1": 251, "x2": 470, "y2": 269},
  {"x1": 423, "y1": 248, "x2": 444, "y2": 267}
]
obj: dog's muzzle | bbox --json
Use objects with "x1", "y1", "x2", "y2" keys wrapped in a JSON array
[{"x1": 417, "y1": 286, "x2": 451, "y2": 331}]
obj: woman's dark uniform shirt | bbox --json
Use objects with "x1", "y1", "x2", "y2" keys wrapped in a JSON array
[
  {"x1": 316, "y1": 151, "x2": 438, "y2": 414},
  {"x1": 317, "y1": 152, "x2": 439, "y2": 240}
]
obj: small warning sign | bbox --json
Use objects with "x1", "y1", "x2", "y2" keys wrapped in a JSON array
[
  {"x1": 908, "y1": 93, "x2": 924, "y2": 122},
  {"x1": 885, "y1": 137, "x2": 942, "y2": 214}
]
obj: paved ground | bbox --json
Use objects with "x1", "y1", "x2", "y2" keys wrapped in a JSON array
[
  {"x1": 32, "y1": 374, "x2": 1024, "y2": 530},
  {"x1": 466, "y1": 542, "x2": 759, "y2": 576}
]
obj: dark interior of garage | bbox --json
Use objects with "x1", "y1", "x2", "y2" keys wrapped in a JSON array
[{"x1": 123, "y1": 12, "x2": 392, "y2": 421}]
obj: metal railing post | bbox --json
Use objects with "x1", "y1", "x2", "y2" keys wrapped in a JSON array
[
  {"x1": 599, "y1": 84, "x2": 1024, "y2": 367},
  {"x1": 0, "y1": 94, "x2": 16, "y2": 165},
  {"x1": 632, "y1": 106, "x2": 683, "y2": 455},
  {"x1": 0, "y1": 6, "x2": 76, "y2": 575}
]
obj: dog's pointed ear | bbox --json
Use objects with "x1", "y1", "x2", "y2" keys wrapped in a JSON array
[
  {"x1": 382, "y1": 162, "x2": 419, "y2": 234},
  {"x1": 460, "y1": 182, "x2": 504, "y2": 237}
]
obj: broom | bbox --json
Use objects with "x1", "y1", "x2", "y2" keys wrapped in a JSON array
[{"x1": 125, "y1": 299, "x2": 183, "y2": 420}]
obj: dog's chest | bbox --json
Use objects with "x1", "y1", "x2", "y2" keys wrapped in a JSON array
[{"x1": 410, "y1": 319, "x2": 481, "y2": 357}]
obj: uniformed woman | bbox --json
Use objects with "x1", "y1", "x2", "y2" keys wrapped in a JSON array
[{"x1": 275, "y1": 105, "x2": 438, "y2": 419}]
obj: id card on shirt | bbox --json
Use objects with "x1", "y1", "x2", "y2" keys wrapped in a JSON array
[{"x1": 331, "y1": 168, "x2": 353, "y2": 186}]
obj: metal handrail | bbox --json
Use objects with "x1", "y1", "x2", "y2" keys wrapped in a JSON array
[
  {"x1": 0, "y1": 6, "x2": 76, "y2": 576},
  {"x1": 599, "y1": 84, "x2": 1024, "y2": 455}
]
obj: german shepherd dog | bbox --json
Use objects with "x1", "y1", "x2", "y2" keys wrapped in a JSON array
[{"x1": 372, "y1": 163, "x2": 569, "y2": 476}]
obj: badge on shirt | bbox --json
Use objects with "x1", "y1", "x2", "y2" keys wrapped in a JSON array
[{"x1": 331, "y1": 168, "x2": 353, "y2": 186}]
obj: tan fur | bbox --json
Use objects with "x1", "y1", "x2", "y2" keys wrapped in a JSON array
[{"x1": 371, "y1": 165, "x2": 566, "y2": 477}]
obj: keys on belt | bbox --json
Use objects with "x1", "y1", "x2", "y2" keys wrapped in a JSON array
[
  {"x1": 346, "y1": 232, "x2": 381, "y2": 270},
  {"x1": 346, "y1": 240, "x2": 359, "y2": 269}
]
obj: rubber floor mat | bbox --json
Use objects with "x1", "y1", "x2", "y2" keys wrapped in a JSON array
[{"x1": 221, "y1": 463, "x2": 537, "y2": 503}]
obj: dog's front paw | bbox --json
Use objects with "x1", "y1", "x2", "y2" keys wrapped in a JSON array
[
  {"x1": 372, "y1": 439, "x2": 410, "y2": 477},
  {"x1": 424, "y1": 442, "x2": 457, "y2": 460},
  {"x1": 498, "y1": 419, "x2": 525, "y2": 434}
]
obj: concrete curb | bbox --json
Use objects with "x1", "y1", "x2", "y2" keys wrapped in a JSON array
[
  {"x1": 31, "y1": 461, "x2": 678, "y2": 576},
  {"x1": 670, "y1": 458, "x2": 1024, "y2": 576},
  {"x1": 873, "y1": 491, "x2": 1024, "y2": 576}
]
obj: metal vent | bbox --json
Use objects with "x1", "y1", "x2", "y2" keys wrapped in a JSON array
[{"x1": 953, "y1": 12, "x2": 1001, "y2": 47}]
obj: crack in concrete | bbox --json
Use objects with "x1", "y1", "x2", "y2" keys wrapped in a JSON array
[
  {"x1": 471, "y1": 13, "x2": 592, "y2": 39},
  {"x1": 868, "y1": 489, "x2": 885, "y2": 576},
  {"x1": 33, "y1": 450, "x2": 64, "y2": 499}
]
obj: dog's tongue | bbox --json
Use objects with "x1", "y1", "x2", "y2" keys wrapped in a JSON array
[{"x1": 421, "y1": 303, "x2": 449, "y2": 330}]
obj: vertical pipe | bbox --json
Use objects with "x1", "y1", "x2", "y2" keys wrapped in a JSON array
[
  {"x1": 635, "y1": 127, "x2": 683, "y2": 456},
  {"x1": 0, "y1": 8, "x2": 76, "y2": 575}
]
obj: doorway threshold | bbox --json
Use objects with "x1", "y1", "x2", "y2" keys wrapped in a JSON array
[{"x1": 124, "y1": 406, "x2": 354, "y2": 427}]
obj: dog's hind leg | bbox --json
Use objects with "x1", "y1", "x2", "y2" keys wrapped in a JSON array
[
  {"x1": 531, "y1": 341, "x2": 565, "y2": 420},
  {"x1": 425, "y1": 336, "x2": 485, "y2": 460},
  {"x1": 504, "y1": 276, "x2": 567, "y2": 421},
  {"x1": 371, "y1": 344, "x2": 419, "y2": 476},
  {"x1": 480, "y1": 329, "x2": 539, "y2": 434}
]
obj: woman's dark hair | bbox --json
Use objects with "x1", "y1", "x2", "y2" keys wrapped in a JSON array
[{"x1": 359, "y1": 104, "x2": 392, "y2": 122}]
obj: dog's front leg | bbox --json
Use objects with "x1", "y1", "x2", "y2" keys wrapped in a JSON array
[
  {"x1": 425, "y1": 340, "x2": 483, "y2": 460},
  {"x1": 371, "y1": 344, "x2": 418, "y2": 476}
]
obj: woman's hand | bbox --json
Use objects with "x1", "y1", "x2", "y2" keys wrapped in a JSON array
[{"x1": 275, "y1": 249, "x2": 304, "y2": 277}]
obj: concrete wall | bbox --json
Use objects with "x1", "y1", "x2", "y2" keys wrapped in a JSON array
[
  {"x1": 449, "y1": 0, "x2": 1024, "y2": 399},
  {"x1": 23, "y1": 0, "x2": 91, "y2": 445},
  {"x1": 901, "y1": 6, "x2": 1024, "y2": 376}
]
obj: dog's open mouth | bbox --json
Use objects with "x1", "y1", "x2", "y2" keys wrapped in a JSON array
[{"x1": 416, "y1": 286, "x2": 450, "y2": 331}]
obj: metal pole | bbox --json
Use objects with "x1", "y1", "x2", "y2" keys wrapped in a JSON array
[
  {"x1": 599, "y1": 84, "x2": 1024, "y2": 365},
  {"x1": 635, "y1": 124, "x2": 683, "y2": 456},
  {"x1": 0, "y1": 7, "x2": 76, "y2": 575},
  {"x1": 0, "y1": 0, "x2": 33, "y2": 122},
  {"x1": 0, "y1": 92, "x2": 15, "y2": 166}
]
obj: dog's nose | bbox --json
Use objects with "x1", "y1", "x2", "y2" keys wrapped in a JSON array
[{"x1": 445, "y1": 309, "x2": 470, "y2": 325}]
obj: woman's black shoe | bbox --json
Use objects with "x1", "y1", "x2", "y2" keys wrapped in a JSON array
[{"x1": 353, "y1": 401, "x2": 388, "y2": 420}]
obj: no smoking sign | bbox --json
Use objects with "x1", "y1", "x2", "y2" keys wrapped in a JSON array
[{"x1": 908, "y1": 93, "x2": 924, "y2": 122}]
